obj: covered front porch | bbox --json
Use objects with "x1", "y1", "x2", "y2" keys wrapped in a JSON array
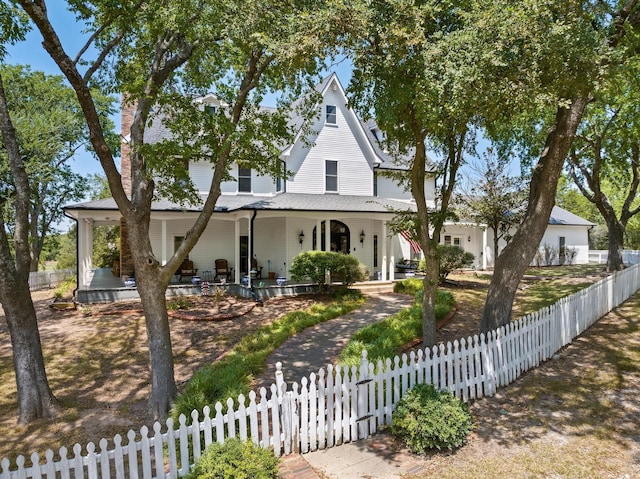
[{"x1": 76, "y1": 267, "x2": 397, "y2": 303}]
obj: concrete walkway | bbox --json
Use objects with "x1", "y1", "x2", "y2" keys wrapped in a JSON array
[
  {"x1": 254, "y1": 292, "x2": 414, "y2": 392},
  {"x1": 250, "y1": 292, "x2": 430, "y2": 479}
]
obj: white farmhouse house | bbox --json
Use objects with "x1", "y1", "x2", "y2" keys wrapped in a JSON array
[{"x1": 64, "y1": 74, "x2": 594, "y2": 302}]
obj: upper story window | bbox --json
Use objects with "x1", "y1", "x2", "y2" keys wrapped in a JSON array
[
  {"x1": 326, "y1": 105, "x2": 337, "y2": 125},
  {"x1": 238, "y1": 166, "x2": 251, "y2": 193},
  {"x1": 204, "y1": 105, "x2": 216, "y2": 116},
  {"x1": 326, "y1": 160, "x2": 338, "y2": 192}
]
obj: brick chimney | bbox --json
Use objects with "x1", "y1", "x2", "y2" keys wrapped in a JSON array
[
  {"x1": 119, "y1": 97, "x2": 136, "y2": 278},
  {"x1": 120, "y1": 97, "x2": 136, "y2": 197}
]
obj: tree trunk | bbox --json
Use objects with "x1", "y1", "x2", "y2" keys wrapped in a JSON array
[
  {"x1": 1, "y1": 278, "x2": 59, "y2": 423},
  {"x1": 137, "y1": 273, "x2": 177, "y2": 418},
  {"x1": 480, "y1": 97, "x2": 589, "y2": 333},
  {"x1": 0, "y1": 73, "x2": 58, "y2": 423},
  {"x1": 606, "y1": 217, "x2": 625, "y2": 272},
  {"x1": 421, "y1": 244, "x2": 439, "y2": 348},
  {"x1": 492, "y1": 227, "x2": 500, "y2": 266},
  {"x1": 126, "y1": 216, "x2": 178, "y2": 419}
]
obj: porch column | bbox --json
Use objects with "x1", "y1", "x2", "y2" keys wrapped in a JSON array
[
  {"x1": 324, "y1": 218, "x2": 331, "y2": 251},
  {"x1": 78, "y1": 218, "x2": 93, "y2": 288},
  {"x1": 247, "y1": 216, "x2": 253, "y2": 288},
  {"x1": 482, "y1": 227, "x2": 488, "y2": 270},
  {"x1": 234, "y1": 219, "x2": 241, "y2": 283},
  {"x1": 315, "y1": 220, "x2": 322, "y2": 250},
  {"x1": 161, "y1": 220, "x2": 167, "y2": 265},
  {"x1": 389, "y1": 232, "x2": 395, "y2": 282},
  {"x1": 381, "y1": 221, "x2": 388, "y2": 281}
]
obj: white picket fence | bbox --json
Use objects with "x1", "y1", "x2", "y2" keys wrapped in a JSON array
[
  {"x1": 588, "y1": 249, "x2": 640, "y2": 265},
  {"x1": 2, "y1": 264, "x2": 640, "y2": 479},
  {"x1": 28, "y1": 269, "x2": 74, "y2": 291}
]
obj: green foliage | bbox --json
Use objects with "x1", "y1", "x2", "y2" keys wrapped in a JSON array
[
  {"x1": 393, "y1": 277, "x2": 423, "y2": 295},
  {"x1": 338, "y1": 290, "x2": 454, "y2": 368},
  {"x1": 55, "y1": 227, "x2": 77, "y2": 270},
  {"x1": 0, "y1": 64, "x2": 117, "y2": 268},
  {"x1": 167, "y1": 298, "x2": 191, "y2": 311},
  {"x1": 54, "y1": 276, "x2": 76, "y2": 300},
  {"x1": 438, "y1": 245, "x2": 475, "y2": 282},
  {"x1": 186, "y1": 438, "x2": 279, "y2": 479},
  {"x1": 172, "y1": 290, "x2": 364, "y2": 422},
  {"x1": 391, "y1": 383, "x2": 474, "y2": 453},
  {"x1": 289, "y1": 251, "x2": 367, "y2": 289}
]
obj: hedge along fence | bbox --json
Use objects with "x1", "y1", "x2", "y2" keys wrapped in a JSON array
[{"x1": 2, "y1": 264, "x2": 640, "y2": 479}]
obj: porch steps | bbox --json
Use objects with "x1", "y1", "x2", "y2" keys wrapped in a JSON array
[{"x1": 355, "y1": 281, "x2": 395, "y2": 294}]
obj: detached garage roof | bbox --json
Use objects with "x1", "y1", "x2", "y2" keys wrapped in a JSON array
[{"x1": 549, "y1": 206, "x2": 596, "y2": 226}]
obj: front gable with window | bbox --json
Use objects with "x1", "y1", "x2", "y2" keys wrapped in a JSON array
[{"x1": 285, "y1": 79, "x2": 378, "y2": 196}]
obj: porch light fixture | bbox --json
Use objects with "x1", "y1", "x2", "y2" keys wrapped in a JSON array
[
  {"x1": 468, "y1": 235, "x2": 471, "y2": 242},
  {"x1": 360, "y1": 230, "x2": 365, "y2": 244},
  {"x1": 299, "y1": 230, "x2": 305, "y2": 245}
]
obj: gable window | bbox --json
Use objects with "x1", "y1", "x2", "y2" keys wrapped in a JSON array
[
  {"x1": 238, "y1": 166, "x2": 251, "y2": 193},
  {"x1": 325, "y1": 160, "x2": 338, "y2": 192},
  {"x1": 326, "y1": 105, "x2": 337, "y2": 124},
  {"x1": 204, "y1": 105, "x2": 216, "y2": 116}
]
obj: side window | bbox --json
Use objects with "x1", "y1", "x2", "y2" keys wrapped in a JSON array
[
  {"x1": 276, "y1": 160, "x2": 285, "y2": 192},
  {"x1": 238, "y1": 166, "x2": 251, "y2": 193},
  {"x1": 326, "y1": 105, "x2": 337, "y2": 124},
  {"x1": 373, "y1": 171, "x2": 378, "y2": 197},
  {"x1": 325, "y1": 160, "x2": 338, "y2": 192}
]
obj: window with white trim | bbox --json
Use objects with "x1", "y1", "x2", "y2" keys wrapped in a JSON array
[
  {"x1": 325, "y1": 160, "x2": 338, "y2": 192},
  {"x1": 238, "y1": 166, "x2": 251, "y2": 192},
  {"x1": 326, "y1": 105, "x2": 337, "y2": 124}
]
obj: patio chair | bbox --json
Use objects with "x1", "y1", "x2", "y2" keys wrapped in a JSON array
[
  {"x1": 251, "y1": 258, "x2": 263, "y2": 279},
  {"x1": 214, "y1": 258, "x2": 233, "y2": 282},
  {"x1": 178, "y1": 258, "x2": 198, "y2": 283}
]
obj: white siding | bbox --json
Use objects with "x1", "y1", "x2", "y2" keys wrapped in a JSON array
[
  {"x1": 286, "y1": 88, "x2": 374, "y2": 196},
  {"x1": 253, "y1": 217, "x2": 287, "y2": 276},
  {"x1": 190, "y1": 161, "x2": 214, "y2": 192}
]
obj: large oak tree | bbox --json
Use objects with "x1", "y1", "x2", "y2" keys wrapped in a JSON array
[
  {"x1": 17, "y1": 0, "x2": 329, "y2": 419},
  {"x1": 481, "y1": 0, "x2": 640, "y2": 331}
]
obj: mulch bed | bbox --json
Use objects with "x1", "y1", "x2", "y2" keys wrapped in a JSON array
[{"x1": 84, "y1": 294, "x2": 259, "y2": 321}]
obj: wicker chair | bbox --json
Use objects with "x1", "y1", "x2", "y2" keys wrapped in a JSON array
[
  {"x1": 178, "y1": 259, "x2": 198, "y2": 283},
  {"x1": 214, "y1": 259, "x2": 233, "y2": 282}
]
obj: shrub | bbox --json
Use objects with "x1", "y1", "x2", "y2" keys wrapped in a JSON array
[
  {"x1": 391, "y1": 383, "x2": 474, "y2": 453},
  {"x1": 438, "y1": 245, "x2": 474, "y2": 282},
  {"x1": 186, "y1": 438, "x2": 280, "y2": 479},
  {"x1": 289, "y1": 251, "x2": 366, "y2": 289},
  {"x1": 393, "y1": 277, "x2": 423, "y2": 295}
]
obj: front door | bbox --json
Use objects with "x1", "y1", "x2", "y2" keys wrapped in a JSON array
[{"x1": 313, "y1": 220, "x2": 350, "y2": 253}]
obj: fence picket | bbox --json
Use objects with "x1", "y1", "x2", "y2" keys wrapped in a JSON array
[{"x1": 317, "y1": 370, "x2": 326, "y2": 450}]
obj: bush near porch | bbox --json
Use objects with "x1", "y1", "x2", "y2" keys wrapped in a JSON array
[{"x1": 289, "y1": 251, "x2": 367, "y2": 289}]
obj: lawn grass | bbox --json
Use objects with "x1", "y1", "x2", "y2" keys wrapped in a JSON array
[
  {"x1": 338, "y1": 283, "x2": 455, "y2": 368},
  {"x1": 171, "y1": 288, "x2": 365, "y2": 421}
]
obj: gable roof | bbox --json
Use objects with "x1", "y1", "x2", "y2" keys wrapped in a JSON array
[{"x1": 548, "y1": 206, "x2": 596, "y2": 226}]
